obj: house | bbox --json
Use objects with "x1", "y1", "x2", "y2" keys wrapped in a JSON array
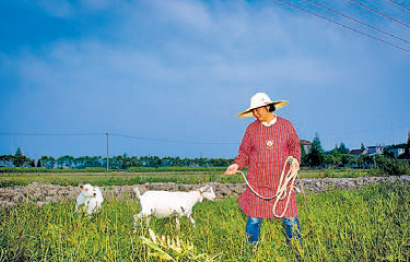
[
  {"x1": 349, "y1": 144, "x2": 385, "y2": 158},
  {"x1": 363, "y1": 145, "x2": 384, "y2": 155},
  {"x1": 389, "y1": 146, "x2": 406, "y2": 158},
  {"x1": 349, "y1": 149, "x2": 364, "y2": 158},
  {"x1": 300, "y1": 140, "x2": 312, "y2": 153}
]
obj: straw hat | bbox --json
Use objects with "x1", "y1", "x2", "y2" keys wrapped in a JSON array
[{"x1": 237, "y1": 92, "x2": 288, "y2": 118}]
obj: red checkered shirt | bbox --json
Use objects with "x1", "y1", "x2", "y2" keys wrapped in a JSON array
[{"x1": 233, "y1": 117, "x2": 301, "y2": 218}]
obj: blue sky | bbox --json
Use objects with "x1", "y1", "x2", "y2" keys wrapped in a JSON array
[{"x1": 0, "y1": 0, "x2": 409, "y2": 159}]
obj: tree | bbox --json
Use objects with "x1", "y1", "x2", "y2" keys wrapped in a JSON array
[
  {"x1": 340, "y1": 154, "x2": 354, "y2": 167},
  {"x1": 40, "y1": 156, "x2": 55, "y2": 169},
  {"x1": 40, "y1": 156, "x2": 49, "y2": 168},
  {"x1": 57, "y1": 156, "x2": 66, "y2": 168},
  {"x1": 323, "y1": 154, "x2": 333, "y2": 168},
  {"x1": 37, "y1": 159, "x2": 42, "y2": 167},
  {"x1": 48, "y1": 156, "x2": 56, "y2": 169},
  {"x1": 338, "y1": 143, "x2": 349, "y2": 154},
  {"x1": 75, "y1": 157, "x2": 86, "y2": 168},
  {"x1": 121, "y1": 154, "x2": 131, "y2": 169},
  {"x1": 0, "y1": 155, "x2": 11, "y2": 167},
  {"x1": 84, "y1": 156, "x2": 91, "y2": 168},
  {"x1": 383, "y1": 148, "x2": 395, "y2": 158},
  {"x1": 130, "y1": 156, "x2": 141, "y2": 167},
  {"x1": 330, "y1": 145, "x2": 341, "y2": 167},
  {"x1": 3, "y1": 155, "x2": 13, "y2": 167},
  {"x1": 14, "y1": 147, "x2": 26, "y2": 167},
  {"x1": 0, "y1": 155, "x2": 6, "y2": 166},
  {"x1": 307, "y1": 133, "x2": 325, "y2": 167},
  {"x1": 90, "y1": 156, "x2": 102, "y2": 168},
  {"x1": 15, "y1": 147, "x2": 23, "y2": 156},
  {"x1": 375, "y1": 155, "x2": 410, "y2": 176},
  {"x1": 112, "y1": 155, "x2": 124, "y2": 169}
]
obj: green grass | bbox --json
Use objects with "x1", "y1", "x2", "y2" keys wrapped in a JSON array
[
  {"x1": 0, "y1": 171, "x2": 246, "y2": 188},
  {"x1": 1, "y1": 183, "x2": 409, "y2": 261}
]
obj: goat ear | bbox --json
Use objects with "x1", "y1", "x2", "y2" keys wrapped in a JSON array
[{"x1": 199, "y1": 186, "x2": 209, "y2": 192}]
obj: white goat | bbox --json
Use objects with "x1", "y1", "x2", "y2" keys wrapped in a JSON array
[
  {"x1": 75, "y1": 184, "x2": 104, "y2": 215},
  {"x1": 133, "y1": 186, "x2": 216, "y2": 230}
]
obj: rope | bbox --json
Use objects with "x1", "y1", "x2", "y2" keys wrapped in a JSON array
[
  {"x1": 240, "y1": 156, "x2": 299, "y2": 217},
  {"x1": 213, "y1": 156, "x2": 309, "y2": 217}
]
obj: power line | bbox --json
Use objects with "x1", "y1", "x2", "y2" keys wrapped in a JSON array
[
  {"x1": 272, "y1": 0, "x2": 410, "y2": 53},
  {"x1": 384, "y1": 0, "x2": 410, "y2": 13},
  {"x1": 347, "y1": 0, "x2": 410, "y2": 29},
  {"x1": 302, "y1": 0, "x2": 410, "y2": 45}
]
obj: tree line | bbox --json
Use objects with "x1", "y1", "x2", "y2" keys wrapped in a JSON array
[
  {"x1": 0, "y1": 152, "x2": 234, "y2": 169},
  {"x1": 302, "y1": 133, "x2": 410, "y2": 168},
  {"x1": 302, "y1": 134, "x2": 359, "y2": 168},
  {"x1": 1, "y1": 133, "x2": 409, "y2": 170}
]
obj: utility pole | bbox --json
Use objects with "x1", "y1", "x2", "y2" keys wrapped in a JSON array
[{"x1": 106, "y1": 132, "x2": 109, "y2": 171}]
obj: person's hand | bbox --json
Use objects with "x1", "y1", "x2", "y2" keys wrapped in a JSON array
[{"x1": 225, "y1": 164, "x2": 239, "y2": 176}]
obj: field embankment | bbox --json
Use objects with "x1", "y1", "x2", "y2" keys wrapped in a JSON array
[{"x1": 0, "y1": 176, "x2": 409, "y2": 209}]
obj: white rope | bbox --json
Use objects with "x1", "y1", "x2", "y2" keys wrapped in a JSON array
[{"x1": 237, "y1": 156, "x2": 300, "y2": 218}]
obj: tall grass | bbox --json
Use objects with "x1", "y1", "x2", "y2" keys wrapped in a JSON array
[
  {"x1": 0, "y1": 169, "x2": 251, "y2": 188},
  {"x1": 1, "y1": 183, "x2": 409, "y2": 261}
]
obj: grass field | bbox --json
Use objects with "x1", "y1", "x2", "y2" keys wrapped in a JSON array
[{"x1": 1, "y1": 181, "x2": 409, "y2": 261}]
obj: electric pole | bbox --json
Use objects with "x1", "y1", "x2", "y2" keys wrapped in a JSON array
[{"x1": 106, "y1": 132, "x2": 109, "y2": 171}]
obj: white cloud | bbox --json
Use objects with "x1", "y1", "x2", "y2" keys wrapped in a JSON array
[
  {"x1": 36, "y1": 0, "x2": 119, "y2": 17},
  {"x1": 37, "y1": 0, "x2": 75, "y2": 17},
  {"x1": 81, "y1": 0, "x2": 116, "y2": 11},
  {"x1": 146, "y1": 0, "x2": 214, "y2": 31}
]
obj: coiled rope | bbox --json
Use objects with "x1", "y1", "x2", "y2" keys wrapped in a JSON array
[
  {"x1": 238, "y1": 156, "x2": 304, "y2": 217},
  {"x1": 214, "y1": 156, "x2": 309, "y2": 218}
]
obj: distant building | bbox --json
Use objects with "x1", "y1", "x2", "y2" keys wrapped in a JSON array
[
  {"x1": 349, "y1": 149, "x2": 364, "y2": 158},
  {"x1": 363, "y1": 145, "x2": 384, "y2": 155},
  {"x1": 300, "y1": 140, "x2": 312, "y2": 153},
  {"x1": 389, "y1": 146, "x2": 406, "y2": 158},
  {"x1": 349, "y1": 145, "x2": 384, "y2": 158}
]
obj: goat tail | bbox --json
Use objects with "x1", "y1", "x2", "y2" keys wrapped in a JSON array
[{"x1": 133, "y1": 187, "x2": 141, "y2": 199}]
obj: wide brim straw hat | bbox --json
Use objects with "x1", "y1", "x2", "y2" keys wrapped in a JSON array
[{"x1": 237, "y1": 92, "x2": 289, "y2": 118}]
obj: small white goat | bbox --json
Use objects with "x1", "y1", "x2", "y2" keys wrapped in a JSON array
[
  {"x1": 75, "y1": 184, "x2": 104, "y2": 215},
  {"x1": 133, "y1": 186, "x2": 216, "y2": 230}
]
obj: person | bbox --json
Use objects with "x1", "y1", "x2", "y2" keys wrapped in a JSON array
[{"x1": 225, "y1": 92, "x2": 302, "y2": 246}]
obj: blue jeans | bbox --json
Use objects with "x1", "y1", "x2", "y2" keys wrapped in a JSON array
[{"x1": 246, "y1": 217, "x2": 302, "y2": 244}]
